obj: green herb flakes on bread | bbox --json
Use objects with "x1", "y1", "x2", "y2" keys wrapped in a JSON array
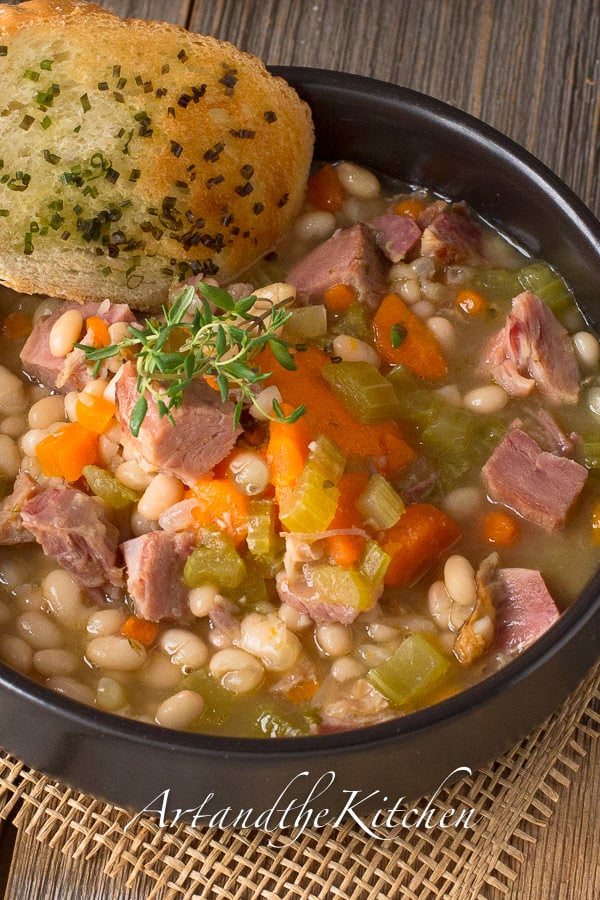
[{"x1": 0, "y1": 0, "x2": 314, "y2": 309}]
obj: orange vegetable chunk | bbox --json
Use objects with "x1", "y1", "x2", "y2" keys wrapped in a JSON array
[
  {"x1": 455, "y1": 288, "x2": 488, "y2": 318},
  {"x1": 393, "y1": 197, "x2": 426, "y2": 219},
  {"x1": 323, "y1": 283, "x2": 357, "y2": 312},
  {"x1": 307, "y1": 163, "x2": 345, "y2": 212},
  {"x1": 266, "y1": 405, "x2": 312, "y2": 506},
  {"x1": 75, "y1": 393, "x2": 116, "y2": 434},
  {"x1": 85, "y1": 315, "x2": 111, "y2": 348},
  {"x1": 372, "y1": 292, "x2": 448, "y2": 379},
  {"x1": 121, "y1": 615, "x2": 159, "y2": 647},
  {"x1": 326, "y1": 471, "x2": 369, "y2": 567},
  {"x1": 482, "y1": 510, "x2": 520, "y2": 546},
  {"x1": 380, "y1": 503, "x2": 461, "y2": 586},
  {"x1": 36, "y1": 422, "x2": 99, "y2": 482},
  {"x1": 191, "y1": 478, "x2": 249, "y2": 545}
]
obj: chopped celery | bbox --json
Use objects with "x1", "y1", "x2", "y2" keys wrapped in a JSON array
[
  {"x1": 182, "y1": 670, "x2": 234, "y2": 727},
  {"x1": 367, "y1": 633, "x2": 451, "y2": 707},
  {"x1": 246, "y1": 498, "x2": 278, "y2": 557},
  {"x1": 232, "y1": 562, "x2": 270, "y2": 611},
  {"x1": 309, "y1": 565, "x2": 378, "y2": 614},
  {"x1": 183, "y1": 530, "x2": 246, "y2": 590},
  {"x1": 386, "y1": 364, "x2": 416, "y2": 388},
  {"x1": 517, "y1": 261, "x2": 574, "y2": 316},
  {"x1": 284, "y1": 305, "x2": 327, "y2": 339},
  {"x1": 359, "y1": 540, "x2": 391, "y2": 587},
  {"x1": 392, "y1": 386, "x2": 443, "y2": 429},
  {"x1": 82, "y1": 464, "x2": 142, "y2": 508},
  {"x1": 357, "y1": 473, "x2": 405, "y2": 529},
  {"x1": 470, "y1": 267, "x2": 522, "y2": 303},
  {"x1": 247, "y1": 700, "x2": 315, "y2": 737},
  {"x1": 329, "y1": 301, "x2": 371, "y2": 341},
  {"x1": 279, "y1": 434, "x2": 345, "y2": 533},
  {"x1": 322, "y1": 360, "x2": 401, "y2": 423}
]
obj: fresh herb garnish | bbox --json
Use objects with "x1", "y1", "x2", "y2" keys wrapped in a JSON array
[
  {"x1": 77, "y1": 282, "x2": 305, "y2": 436},
  {"x1": 390, "y1": 322, "x2": 408, "y2": 348}
]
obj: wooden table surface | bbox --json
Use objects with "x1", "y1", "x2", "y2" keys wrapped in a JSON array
[{"x1": 0, "y1": 1, "x2": 599, "y2": 897}]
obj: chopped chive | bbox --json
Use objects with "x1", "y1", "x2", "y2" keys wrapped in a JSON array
[
  {"x1": 23, "y1": 69, "x2": 40, "y2": 81},
  {"x1": 390, "y1": 323, "x2": 408, "y2": 348},
  {"x1": 80, "y1": 93, "x2": 91, "y2": 112},
  {"x1": 23, "y1": 232, "x2": 33, "y2": 254},
  {"x1": 19, "y1": 115, "x2": 35, "y2": 131},
  {"x1": 40, "y1": 115, "x2": 52, "y2": 129},
  {"x1": 43, "y1": 150, "x2": 61, "y2": 164},
  {"x1": 0, "y1": 210, "x2": 9, "y2": 217},
  {"x1": 40, "y1": 59, "x2": 53, "y2": 70},
  {"x1": 98, "y1": 81, "x2": 109, "y2": 90},
  {"x1": 129, "y1": 168, "x2": 141, "y2": 181},
  {"x1": 170, "y1": 140, "x2": 183, "y2": 157},
  {"x1": 177, "y1": 49, "x2": 188, "y2": 62},
  {"x1": 113, "y1": 64, "x2": 121, "y2": 78},
  {"x1": 116, "y1": 77, "x2": 127, "y2": 90},
  {"x1": 105, "y1": 167, "x2": 120, "y2": 184},
  {"x1": 113, "y1": 91, "x2": 125, "y2": 103},
  {"x1": 73, "y1": 124, "x2": 81, "y2": 133},
  {"x1": 0, "y1": 47, "x2": 8, "y2": 57}
]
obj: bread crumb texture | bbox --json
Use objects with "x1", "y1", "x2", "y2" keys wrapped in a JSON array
[{"x1": 0, "y1": 0, "x2": 314, "y2": 308}]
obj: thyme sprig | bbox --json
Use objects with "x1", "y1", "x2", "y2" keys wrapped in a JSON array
[{"x1": 78, "y1": 281, "x2": 305, "y2": 436}]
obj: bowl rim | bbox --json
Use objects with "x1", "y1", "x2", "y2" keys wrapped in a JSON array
[{"x1": 1, "y1": 66, "x2": 599, "y2": 762}]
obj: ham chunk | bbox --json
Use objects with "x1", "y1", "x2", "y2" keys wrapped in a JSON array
[
  {"x1": 482, "y1": 429, "x2": 588, "y2": 531},
  {"x1": 483, "y1": 292, "x2": 580, "y2": 404},
  {"x1": 0, "y1": 473, "x2": 40, "y2": 545},
  {"x1": 276, "y1": 570, "x2": 360, "y2": 625},
  {"x1": 493, "y1": 568, "x2": 560, "y2": 654},
  {"x1": 420, "y1": 208, "x2": 483, "y2": 265},
  {"x1": 286, "y1": 223, "x2": 387, "y2": 309},
  {"x1": 115, "y1": 361, "x2": 241, "y2": 486},
  {"x1": 121, "y1": 531, "x2": 195, "y2": 621},
  {"x1": 368, "y1": 213, "x2": 421, "y2": 263},
  {"x1": 20, "y1": 301, "x2": 135, "y2": 392},
  {"x1": 20, "y1": 486, "x2": 123, "y2": 590}
]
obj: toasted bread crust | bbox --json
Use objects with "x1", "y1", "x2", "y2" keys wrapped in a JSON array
[{"x1": 0, "y1": 1, "x2": 314, "y2": 308}]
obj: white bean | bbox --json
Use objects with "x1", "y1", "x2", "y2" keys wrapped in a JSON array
[
  {"x1": 209, "y1": 647, "x2": 264, "y2": 692},
  {"x1": 15, "y1": 584, "x2": 44, "y2": 612},
  {"x1": 115, "y1": 460, "x2": 154, "y2": 491},
  {"x1": 98, "y1": 434, "x2": 120, "y2": 467},
  {"x1": 335, "y1": 162, "x2": 381, "y2": 199},
  {"x1": 463, "y1": 384, "x2": 508, "y2": 414},
  {"x1": 108, "y1": 321, "x2": 130, "y2": 344},
  {"x1": 277, "y1": 602, "x2": 312, "y2": 632},
  {"x1": 82, "y1": 378, "x2": 109, "y2": 398},
  {"x1": 315, "y1": 623, "x2": 353, "y2": 656},
  {"x1": 588, "y1": 387, "x2": 600, "y2": 417},
  {"x1": 138, "y1": 473, "x2": 185, "y2": 521},
  {"x1": 0, "y1": 366, "x2": 27, "y2": 415},
  {"x1": 130, "y1": 509, "x2": 157, "y2": 537},
  {"x1": 86, "y1": 608, "x2": 125, "y2": 636},
  {"x1": 410, "y1": 256, "x2": 436, "y2": 279},
  {"x1": 0, "y1": 634, "x2": 32, "y2": 672},
  {"x1": 188, "y1": 584, "x2": 220, "y2": 618},
  {"x1": 293, "y1": 210, "x2": 337, "y2": 242},
  {"x1": 253, "y1": 282, "x2": 296, "y2": 306},
  {"x1": 444, "y1": 555, "x2": 477, "y2": 607},
  {"x1": 331, "y1": 657, "x2": 365, "y2": 682},
  {"x1": 356, "y1": 643, "x2": 391, "y2": 667},
  {"x1": 366, "y1": 622, "x2": 399, "y2": 643},
  {"x1": 428, "y1": 580, "x2": 452, "y2": 629},
  {"x1": 17, "y1": 610, "x2": 63, "y2": 650},
  {"x1": 86, "y1": 635, "x2": 147, "y2": 671},
  {"x1": 426, "y1": 316, "x2": 456, "y2": 351},
  {"x1": 411, "y1": 299, "x2": 435, "y2": 319},
  {"x1": 28, "y1": 395, "x2": 65, "y2": 430},
  {"x1": 96, "y1": 676, "x2": 127, "y2": 712},
  {"x1": 332, "y1": 334, "x2": 380, "y2": 367},
  {"x1": 449, "y1": 604, "x2": 472, "y2": 631},
  {"x1": 139, "y1": 652, "x2": 182, "y2": 690},
  {"x1": 442, "y1": 485, "x2": 483, "y2": 520},
  {"x1": 573, "y1": 331, "x2": 600, "y2": 370},
  {"x1": 250, "y1": 385, "x2": 283, "y2": 420},
  {"x1": 226, "y1": 451, "x2": 270, "y2": 496},
  {"x1": 19, "y1": 427, "x2": 49, "y2": 458},
  {"x1": 0, "y1": 434, "x2": 21, "y2": 480},
  {"x1": 47, "y1": 676, "x2": 95, "y2": 705},
  {"x1": 238, "y1": 613, "x2": 301, "y2": 671},
  {"x1": 0, "y1": 414, "x2": 27, "y2": 439},
  {"x1": 397, "y1": 279, "x2": 421, "y2": 304},
  {"x1": 160, "y1": 628, "x2": 208, "y2": 671},
  {"x1": 49, "y1": 309, "x2": 83, "y2": 358},
  {"x1": 33, "y1": 648, "x2": 77, "y2": 677},
  {"x1": 155, "y1": 690, "x2": 204, "y2": 730},
  {"x1": 42, "y1": 569, "x2": 86, "y2": 627}
]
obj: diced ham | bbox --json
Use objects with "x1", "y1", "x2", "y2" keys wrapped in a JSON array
[
  {"x1": 483, "y1": 292, "x2": 580, "y2": 404},
  {"x1": 417, "y1": 199, "x2": 448, "y2": 229},
  {"x1": 368, "y1": 213, "x2": 422, "y2": 263},
  {"x1": 0, "y1": 473, "x2": 40, "y2": 545},
  {"x1": 20, "y1": 301, "x2": 136, "y2": 392},
  {"x1": 286, "y1": 223, "x2": 387, "y2": 309},
  {"x1": 121, "y1": 531, "x2": 195, "y2": 621},
  {"x1": 275, "y1": 567, "x2": 381, "y2": 625},
  {"x1": 420, "y1": 207, "x2": 483, "y2": 265},
  {"x1": 493, "y1": 567, "x2": 560, "y2": 654},
  {"x1": 482, "y1": 429, "x2": 588, "y2": 531},
  {"x1": 115, "y1": 361, "x2": 241, "y2": 486},
  {"x1": 20, "y1": 486, "x2": 123, "y2": 589}
]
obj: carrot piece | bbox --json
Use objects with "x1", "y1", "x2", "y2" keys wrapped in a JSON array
[
  {"x1": 191, "y1": 478, "x2": 249, "y2": 545},
  {"x1": 256, "y1": 345, "x2": 415, "y2": 477},
  {"x1": 121, "y1": 615, "x2": 159, "y2": 646},
  {"x1": 307, "y1": 163, "x2": 345, "y2": 212},
  {"x1": 266, "y1": 407, "x2": 312, "y2": 506},
  {"x1": 455, "y1": 288, "x2": 488, "y2": 318},
  {"x1": 75, "y1": 393, "x2": 116, "y2": 434},
  {"x1": 285, "y1": 679, "x2": 320, "y2": 704},
  {"x1": 36, "y1": 422, "x2": 99, "y2": 482},
  {"x1": 371, "y1": 293, "x2": 448, "y2": 379},
  {"x1": 85, "y1": 315, "x2": 111, "y2": 348},
  {"x1": 380, "y1": 503, "x2": 461, "y2": 586},
  {"x1": 203, "y1": 373, "x2": 220, "y2": 392},
  {"x1": 482, "y1": 510, "x2": 520, "y2": 546},
  {"x1": 323, "y1": 283, "x2": 357, "y2": 312},
  {"x1": 393, "y1": 197, "x2": 426, "y2": 219},
  {"x1": 325, "y1": 470, "x2": 370, "y2": 567},
  {"x1": 2, "y1": 311, "x2": 32, "y2": 340}
]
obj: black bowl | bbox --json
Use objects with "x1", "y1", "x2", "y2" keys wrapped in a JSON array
[{"x1": 1, "y1": 69, "x2": 599, "y2": 819}]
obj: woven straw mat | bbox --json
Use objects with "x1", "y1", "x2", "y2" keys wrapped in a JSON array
[{"x1": 0, "y1": 660, "x2": 598, "y2": 900}]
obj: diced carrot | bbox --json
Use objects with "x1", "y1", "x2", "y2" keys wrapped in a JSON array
[
  {"x1": 2, "y1": 311, "x2": 32, "y2": 340},
  {"x1": 75, "y1": 393, "x2": 116, "y2": 434},
  {"x1": 203, "y1": 373, "x2": 220, "y2": 392},
  {"x1": 266, "y1": 405, "x2": 312, "y2": 506},
  {"x1": 371, "y1": 293, "x2": 448, "y2": 380},
  {"x1": 285, "y1": 679, "x2": 320, "y2": 704},
  {"x1": 455, "y1": 288, "x2": 488, "y2": 318},
  {"x1": 380, "y1": 503, "x2": 461, "y2": 586},
  {"x1": 307, "y1": 163, "x2": 345, "y2": 212},
  {"x1": 256, "y1": 345, "x2": 415, "y2": 477},
  {"x1": 121, "y1": 615, "x2": 159, "y2": 646},
  {"x1": 191, "y1": 478, "x2": 249, "y2": 545},
  {"x1": 36, "y1": 422, "x2": 99, "y2": 482},
  {"x1": 326, "y1": 533, "x2": 365, "y2": 568},
  {"x1": 393, "y1": 197, "x2": 426, "y2": 219},
  {"x1": 591, "y1": 500, "x2": 600, "y2": 546},
  {"x1": 323, "y1": 283, "x2": 357, "y2": 312},
  {"x1": 325, "y1": 470, "x2": 370, "y2": 567},
  {"x1": 482, "y1": 510, "x2": 520, "y2": 546},
  {"x1": 85, "y1": 315, "x2": 111, "y2": 348}
]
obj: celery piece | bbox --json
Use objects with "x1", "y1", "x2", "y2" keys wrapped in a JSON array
[
  {"x1": 386, "y1": 364, "x2": 416, "y2": 388},
  {"x1": 517, "y1": 261, "x2": 574, "y2": 316},
  {"x1": 82, "y1": 464, "x2": 142, "y2": 508},
  {"x1": 246, "y1": 498, "x2": 278, "y2": 557},
  {"x1": 233, "y1": 562, "x2": 270, "y2": 611},
  {"x1": 309, "y1": 565, "x2": 378, "y2": 614},
  {"x1": 421, "y1": 405, "x2": 475, "y2": 458},
  {"x1": 359, "y1": 539, "x2": 391, "y2": 587},
  {"x1": 470, "y1": 267, "x2": 522, "y2": 303},
  {"x1": 322, "y1": 360, "x2": 401, "y2": 423},
  {"x1": 182, "y1": 670, "x2": 234, "y2": 728},
  {"x1": 251, "y1": 701, "x2": 314, "y2": 737},
  {"x1": 284, "y1": 305, "x2": 327, "y2": 339},
  {"x1": 329, "y1": 301, "x2": 371, "y2": 341},
  {"x1": 367, "y1": 633, "x2": 451, "y2": 707},
  {"x1": 183, "y1": 531, "x2": 246, "y2": 590},
  {"x1": 392, "y1": 386, "x2": 443, "y2": 429},
  {"x1": 279, "y1": 434, "x2": 345, "y2": 533},
  {"x1": 357, "y1": 473, "x2": 405, "y2": 529}
]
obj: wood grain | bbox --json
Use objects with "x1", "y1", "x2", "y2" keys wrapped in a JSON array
[{"x1": 0, "y1": 1, "x2": 599, "y2": 898}]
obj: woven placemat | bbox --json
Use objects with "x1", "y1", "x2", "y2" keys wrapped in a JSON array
[{"x1": 0, "y1": 661, "x2": 598, "y2": 900}]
